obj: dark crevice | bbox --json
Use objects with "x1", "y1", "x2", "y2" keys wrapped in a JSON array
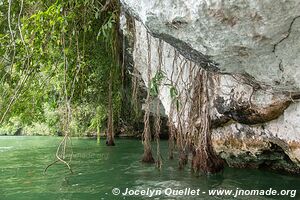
[
  {"x1": 272, "y1": 16, "x2": 300, "y2": 53},
  {"x1": 151, "y1": 31, "x2": 219, "y2": 71},
  {"x1": 278, "y1": 59, "x2": 284, "y2": 72},
  {"x1": 225, "y1": 142, "x2": 300, "y2": 174},
  {"x1": 258, "y1": 142, "x2": 300, "y2": 174},
  {"x1": 214, "y1": 95, "x2": 291, "y2": 125}
]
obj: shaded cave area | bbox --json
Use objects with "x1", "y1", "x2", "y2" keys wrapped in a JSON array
[{"x1": 222, "y1": 142, "x2": 300, "y2": 174}]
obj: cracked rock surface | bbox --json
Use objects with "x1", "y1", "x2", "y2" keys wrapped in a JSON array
[{"x1": 121, "y1": 0, "x2": 300, "y2": 91}]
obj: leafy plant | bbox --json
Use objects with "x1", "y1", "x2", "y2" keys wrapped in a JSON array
[
  {"x1": 150, "y1": 70, "x2": 165, "y2": 97},
  {"x1": 0, "y1": 0, "x2": 122, "y2": 137}
]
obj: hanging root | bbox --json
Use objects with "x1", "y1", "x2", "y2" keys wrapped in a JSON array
[
  {"x1": 131, "y1": 67, "x2": 139, "y2": 118},
  {"x1": 176, "y1": 119, "x2": 189, "y2": 170},
  {"x1": 155, "y1": 95, "x2": 162, "y2": 169},
  {"x1": 45, "y1": 26, "x2": 74, "y2": 174},
  {"x1": 191, "y1": 145, "x2": 223, "y2": 174},
  {"x1": 142, "y1": 112, "x2": 155, "y2": 164},
  {"x1": 178, "y1": 150, "x2": 188, "y2": 170},
  {"x1": 44, "y1": 135, "x2": 73, "y2": 174},
  {"x1": 106, "y1": 139, "x2": 115, "y2": 146},
  {"x1": 190, "y1": 69, "x2": 224, "y2": 174},
  {"x1": 176, "y1": 92, "x2": 190, "y2": 170},
  {"x1": 106, "y1": 70, "x2": 115, "y2": 146},
  {"x1": 168, "y1": 121, "x2": 176, "y2": 160},
  {"x1": 167, "y1": 49, "x2": 178, "y2": 160},
  {"x1": 142, "y1": 149, "x2": 155, "y2": 163},
  {"x1": 141, "y1": 32, "x2": 155, "y2": 164},
  {"x1": 154, "y1": 39, "x2": 163, "y2": 169}
]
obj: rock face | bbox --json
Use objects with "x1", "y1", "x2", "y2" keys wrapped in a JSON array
[
  {"x1": 120, "y1": 1, "x2": 300, "y2": 173},
  {"x1": 121, "y1": 0, "x2": 300, "y2": 91}
]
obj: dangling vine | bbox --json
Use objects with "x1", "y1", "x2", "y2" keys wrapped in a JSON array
[
  {"x1": 101, "y1": 0, "x2": 120, "y2": 146},
  {"x1": 153, "y1": 39, "x2": 164, "y2": 169},
  {"x1": 174, "y1": 58, "x2": 189, "y2": 170},
  {"x1": 167, "y1": 49, "x2": 179, "y2": 160},
  {"x1": 189, "y1": 69, "x2": 224, "y2": 174},
  {"x1": 131, "y1": 67, "x2": 139, "y2": 119},
  {"x1": 141, "y1": 32, "x2": 155, "y2": 163},
  {"x1": 45, "y1": 7, "x2": 75, "y2": 173},
  {"x1": 132, "y1": 23, "x2": 224, "y2": 173}
]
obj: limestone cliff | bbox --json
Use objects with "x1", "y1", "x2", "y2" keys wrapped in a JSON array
[{"x1": 120, "y1": 0, "x2": 300, "y2": 173}]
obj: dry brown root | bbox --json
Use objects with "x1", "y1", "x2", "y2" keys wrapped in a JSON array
[
  {"x1": 154, "y1": 39, "x2": 163, "y2": 169},
  {"x1": 156, "y1": 154, "x2": 163, "y2": 169},
  {"x1": 168, "y1": 123, "x2": 176, "y2": 160},
  {"x1": 141, "y1": 108, "x2": 155, "y2": 163},
  {"x1": 142, "y1": 149, "x2": 155, "y2": 163},
  {"x1": 141, "y1": 32, "x2": 155, "y2": 164},
  {"x1": 106, "y1": 70, "x2": 115, "y2": 146},
  {"x1": 155, "y1": 110, "x2": 163, "y2": 168},
  {"x1": 106, "y1": 138, "x2": 115, "y2": 146},
  {"x1": 177, "y1": 132, "x2": 189, "y2": 169},
  {"x1": 178, "y1": 151, "x2": 188, "y2": 170},
  {"x1": 191, "y1": 145, "x2": 224, "y2": 174},
  {"x1": 167, "y1": 96, "x2": 177, "y2": 160},
  {"x1": 189, "y1": 69, "x2": 224, "y2": 174}
]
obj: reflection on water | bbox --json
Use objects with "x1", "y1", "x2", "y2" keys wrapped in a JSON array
[
  {"x1": 0, "y1": 146, "x2": 13, "y2": 152},
  {"x1": 0, "y1": 136, "x2": 299, "y2": 200}
]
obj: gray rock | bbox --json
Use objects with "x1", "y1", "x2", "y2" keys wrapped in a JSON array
[
  {"x1": 120, "y1": 1, "x2": 300, "y2": 173},
  {"x1": 121, "y1": 0, "x2": 300, "y2": 91}
]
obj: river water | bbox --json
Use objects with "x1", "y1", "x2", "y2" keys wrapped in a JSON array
[{"x1": 0, "y1": 136, "x2": 299, "y2": 200}]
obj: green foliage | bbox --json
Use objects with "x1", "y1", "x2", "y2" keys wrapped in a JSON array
[
  {"x1": 0, "y1": 117, "x2": 23, "y2": 135},
  {"x1": 98, "y1": 10, "x2": 117, "y2": 42},
  {"x1": 0, "y1": 0, "x2": 122, "y2": 136},
  {"x1": 169, "y1": 86, "x2": 180, "y2": 111},
  {"x1": 89, "y1": 105, "x2": 106, "y2": 135},
  {"x1": 150, "y1": 70, "x2": 165, "y2": 97},
  {"x1": 149, "y1": 70, "x2": 181, "y2": 111}
]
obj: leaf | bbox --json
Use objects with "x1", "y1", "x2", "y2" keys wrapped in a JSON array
[
  {"x1": 156, "y1": 70, "x2": 165, "y2": 81},
  {"x1": 170, "y1": 86, "x2": 178, "y2": 99},
  {"x1": 50, "y1": 20, "x2": 55, "y2": 26},
  {"x1": 176, "y1": 99, "x2": 180, "y2": 111},
  {"x1": 164, "y1": 83, "x2": 173, "y2": 87},
  {"x1": 108, "y1": 21, "x2": 112, "y2": 29},
  {"x1": 150, "y1": 80, "x2": 159, "y2": 97}
]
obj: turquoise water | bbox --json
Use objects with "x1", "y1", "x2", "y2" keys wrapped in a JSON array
[{"x1": 0, "y1": 136, "x2": 299, "y2": 200}]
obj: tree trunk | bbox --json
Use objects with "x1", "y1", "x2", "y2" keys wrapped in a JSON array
[{"x1": 106, "y1": 71, "x2": 115, "y2": 146}]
